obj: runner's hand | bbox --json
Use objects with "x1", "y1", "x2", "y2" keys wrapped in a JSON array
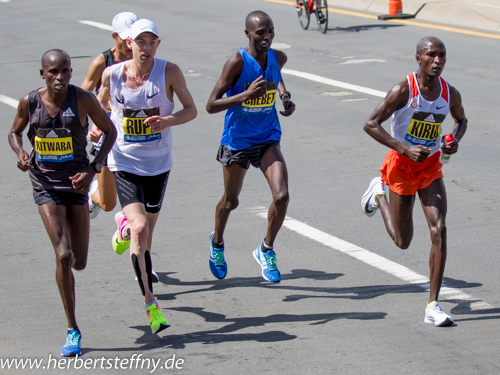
[
  {"x1": 69, "y1": 170, "x2": 94, "y2": 192},
  {"x1": 144, "y1": 115, "x2": 169, "y2": 132},
  {"x1": 245, "y1": 76, "x2": 267, "y2": 100},
  {"x1": 280, "y1": 97, "x2": 295, "y2": 116},
  {"x1": 441, "y1": 138, "x2": 458, "y2": 155},
  {"x1": 88, "y1": 124, "x2": 103, "y2": 143},
  {"x1": 17, "y1": 149, "x2": 33, "y2": 171},
  {"x1": 404, "y1": 145, "x2": 431, "y2": 163}
]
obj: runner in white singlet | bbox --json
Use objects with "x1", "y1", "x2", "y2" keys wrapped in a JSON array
[
  {"x1": 360, "y1": 37, "x2": 468, "y2": 327},
  {"x1": 97, "y1": 19, "x2": 197, "y2": 335}
]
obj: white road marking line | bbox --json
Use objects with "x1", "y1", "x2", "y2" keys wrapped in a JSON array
[
  {"x1": 338, "y1": 59, "x2": 386, "y2": 65},
  {"x1": 319, "y1": 91, "x2": 352, "y2": 97},
  {"x1": 252, "y1": 207, "x2": 492, "y2": 310},
  {"x1": 281, "y1": 68, "x2": 387, "y2": 98},
  {"x1": 0, "y1": 94, "x2": 19, "y2": 109},
  {"x1": 341, "y1": 98, "x2": 369, "y2": 102},
  {"x1": 467, "y1": 1, "x2": 500, "y2": 9},
  {"x1": 272, "y1": 42, "x2": 292, "y2": 49},
  {"x1": 78, "y1": 20, "x2": 112, "y2": 31}
]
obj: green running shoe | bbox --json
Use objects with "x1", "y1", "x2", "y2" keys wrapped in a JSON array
[
  {"x1": 147, "y1": 304, "x2": 170, "y2": 334},
  {"x1": 112, "y1": 211, "x2": 130, "y2": 254}
]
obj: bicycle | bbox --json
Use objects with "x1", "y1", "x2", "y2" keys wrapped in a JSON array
[{"x1": 296, "y1": 0, "x2": 328, "y2": 33}]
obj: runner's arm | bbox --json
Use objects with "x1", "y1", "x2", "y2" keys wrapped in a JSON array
[
  {"x1": 275, "y1": 49, "x2": 295, "y2": 117},
  {"x1": 206, "y1": 52, "x2": 267, "y2": 114},
  {"x1": 70, "y1": 88, "x2": 116, "y2": 192},
  {"x1": 90, "y1": 67, "x2": 113, "y2": 142},
  {"x1": 82, "y1": 55, "x2": 107, "y2": 138},
  {"x1": 81, "y1": 89, "x2": 116, "y2": 163},
  {"x1": 364, "y1": 80, "x2": 431, "y2": 163},
  {"x1": 81, "y1": 54, "x2": 106, "y2": 92},
  {"x1": 442, "y1": 85, "x2": 467, "y2": 156},
  {"x1": 143, "y1": 62, "x2": 197, "y2": 131},
  {"x1": 7, "y1": 94, "x2": 33, "y2": 171}
]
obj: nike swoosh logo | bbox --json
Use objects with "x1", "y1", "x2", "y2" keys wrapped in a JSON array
[
  {"x1": 115, "y1": 95, "x2": 125, "y2": 104},
  {"x1": 146, "y1": 202, "x2": 160, "y2": 208},
  {"x1": 436, "y1": 105, "x2": 445, "y2": 109},
  {"x1": 147, "y1": 91, "x2": 159, "y2": 99}
]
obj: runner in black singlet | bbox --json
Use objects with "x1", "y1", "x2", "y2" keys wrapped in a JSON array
[{"x1": 8, "y1": 49, "x2": 116, "y2": 356}]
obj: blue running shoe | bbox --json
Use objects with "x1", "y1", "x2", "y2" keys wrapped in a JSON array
[
  {"x1": 209, "y1": 232, "x2": 227, "y2": 279},
  {"x1": 253, "y1": 243, "x2": 281, "y2": 283},
  {"x1": 61, "y1": 330, "x2": 82, "y2": 357}
]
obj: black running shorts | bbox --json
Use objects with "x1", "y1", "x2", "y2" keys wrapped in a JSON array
[
  {"x1": 216, "y1": 141, "x2": 279, "y2": 169},
  {"x1": 114, "y1": 170, "x2": 170, "y2": 213},
  {"x1": 33, "y1": 189, "x2": 87, "y2": 206}
]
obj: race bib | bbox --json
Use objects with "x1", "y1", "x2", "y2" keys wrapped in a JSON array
[
  {"x1": 34, "y1": 128, "x2": 74, "y2": 163},
  {"x1": 242, "y1": 81, "x2": 276, "y2": 114},
  {"x1": 122, "y1": 107, "x2": 160, "y2": 143},
  {"x1": 405, "y1": 111, "x2": 446, "y2": 147}
]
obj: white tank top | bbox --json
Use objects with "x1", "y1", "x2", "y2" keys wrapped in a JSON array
[
  {"x1": 107, "y1": 58, "x2": 175, "y2": 175},
  {"x1": 391, "y1": 72, "x2": 450, "y2": 156}
]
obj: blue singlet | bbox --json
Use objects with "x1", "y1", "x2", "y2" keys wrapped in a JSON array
[{"x1": 222, "y1": 48, "x2": 282, "y2": 150}]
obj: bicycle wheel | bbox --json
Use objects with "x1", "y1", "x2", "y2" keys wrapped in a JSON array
[
  {"x1": 296, "y1": 0, "x2": 310, "y2": 30},
  {"x1": 315, "y1": 0, "x2": 328, "y2": 33}
]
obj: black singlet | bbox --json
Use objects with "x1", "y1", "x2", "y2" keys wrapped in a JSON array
[
  {"x1": 27, "y1": 85, "x2": 89, "y2": 194},
  {"x1": 95, "y1": 49, "x2": 116, "y2": 94}
]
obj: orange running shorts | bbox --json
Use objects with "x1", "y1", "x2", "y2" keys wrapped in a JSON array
[{"x1": 380, "y1": 149, "x2": 443, "y2": 196}]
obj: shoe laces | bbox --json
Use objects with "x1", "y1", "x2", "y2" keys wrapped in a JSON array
[
  {"x1": 212, "y1": 250, "x2": 225, "y2": 266},
  {"x1": 264, "y1": 251, "x2": 277, "y2": 271},
  {"x1": 432, "y1": 303, "x2": 445, "y2": 314},
  {"x1": 115, "y1": 234, "x2": 125, "y2": 244},
  {"x1": 65, "y1": 331, "x2": 80, "y2": 347},
  {"x1": 148, "y1": 306, "x2": 163, "y2": 322},
  {"x1": 428, "y1": 302, "x2": 446, "y2": 316}
]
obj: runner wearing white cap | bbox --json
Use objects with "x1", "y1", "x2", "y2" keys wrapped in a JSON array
[
  {"x1": 82, "y1": 12, "x2": 138, "y2": 219},
  {"x1": 97, "y1": 19, "x2": 197, "y2": 334}
]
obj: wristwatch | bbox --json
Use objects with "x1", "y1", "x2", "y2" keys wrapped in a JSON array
[
  {"x1": 279, "y1": 90, "x2": 291, "y2": 100},
  {"x1": 89, "y1": 162, "x2": 102, "y2": 173}
]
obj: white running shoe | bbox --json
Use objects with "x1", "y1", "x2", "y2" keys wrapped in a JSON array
[
  {"x1": 135, "y1": 270, "x2": 159, "y2": 283},
  {"x1": 88, "y1": 180, "x2": 100, "y2": 219},
  {"x1": 424, "y1": 301, "x2": 454, "y2": 327},
  {"x1": 361, "y1": 177, "x2": 386, "y2": 217}
]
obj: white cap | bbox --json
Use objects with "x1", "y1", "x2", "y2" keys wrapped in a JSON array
[
  {"x1": 129, "y1": 19, "x2": 159, "y2": 40},
  {"x1": 112, "y1": 12, "x2": 138, "y2": 40}
]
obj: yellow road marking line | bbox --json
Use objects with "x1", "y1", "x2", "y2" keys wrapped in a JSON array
[{"x1": 262, "y1": 0, "x2": 500, "y2": 40}]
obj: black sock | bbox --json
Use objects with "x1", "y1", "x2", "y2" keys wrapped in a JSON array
[
  {"x1": 145, "y1": 250, "x2": 153, "y2": 294},
  {"x1": 212, "y1": 236, "x2": 224, "y2": 249},
  {"x1": 263, "y1": 242, "x2": 273, "y2": 252},
  {"x1": 132, "y1": 253, "x2": 145, "y2": 296}
]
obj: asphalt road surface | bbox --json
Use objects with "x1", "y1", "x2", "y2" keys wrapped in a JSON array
[{"x1": 1, "y1": 0, "x2": 500, "y2": 374}]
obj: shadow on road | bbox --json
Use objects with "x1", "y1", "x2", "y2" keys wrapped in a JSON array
[
  {"x1": 320, "y1": 24, "x2": 404, "y2": 33},
  {"x1": 83, "y1": 308, "x2": 386, "y2": 353}
]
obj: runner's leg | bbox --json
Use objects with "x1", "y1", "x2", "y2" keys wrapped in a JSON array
[
  {"x1": 123, "y1": 202, "x2": 154, "y2": 303},
  {"x1": 38, "y1": 204, "x2": 88, "y2": 329},
  {"x1": 418, "y1": 178, "x2": 447, "y2": 303},
  {"x1": 377, "y1": 189, "x2": 416, "y2": 249},
  {"x1": 90, "y1": 166, "x2": 117, "y2": 212},
  {"x1": 260, "y1": 145, "x2": 289, "y2": 246},
  {"x1": 214, "y1": 164, "x2": 247, "y2": 243},
  {"x1": 146, "y1": 211, "x2": 160, "y2": 251}
]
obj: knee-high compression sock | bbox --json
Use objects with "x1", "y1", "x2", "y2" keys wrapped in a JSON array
[
  {"x1": 145, "y1": 250, "x2": 153, "y2": 294},
  {"x1": 132, "y1": 253, "x2": 146, "y2": 296}
]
